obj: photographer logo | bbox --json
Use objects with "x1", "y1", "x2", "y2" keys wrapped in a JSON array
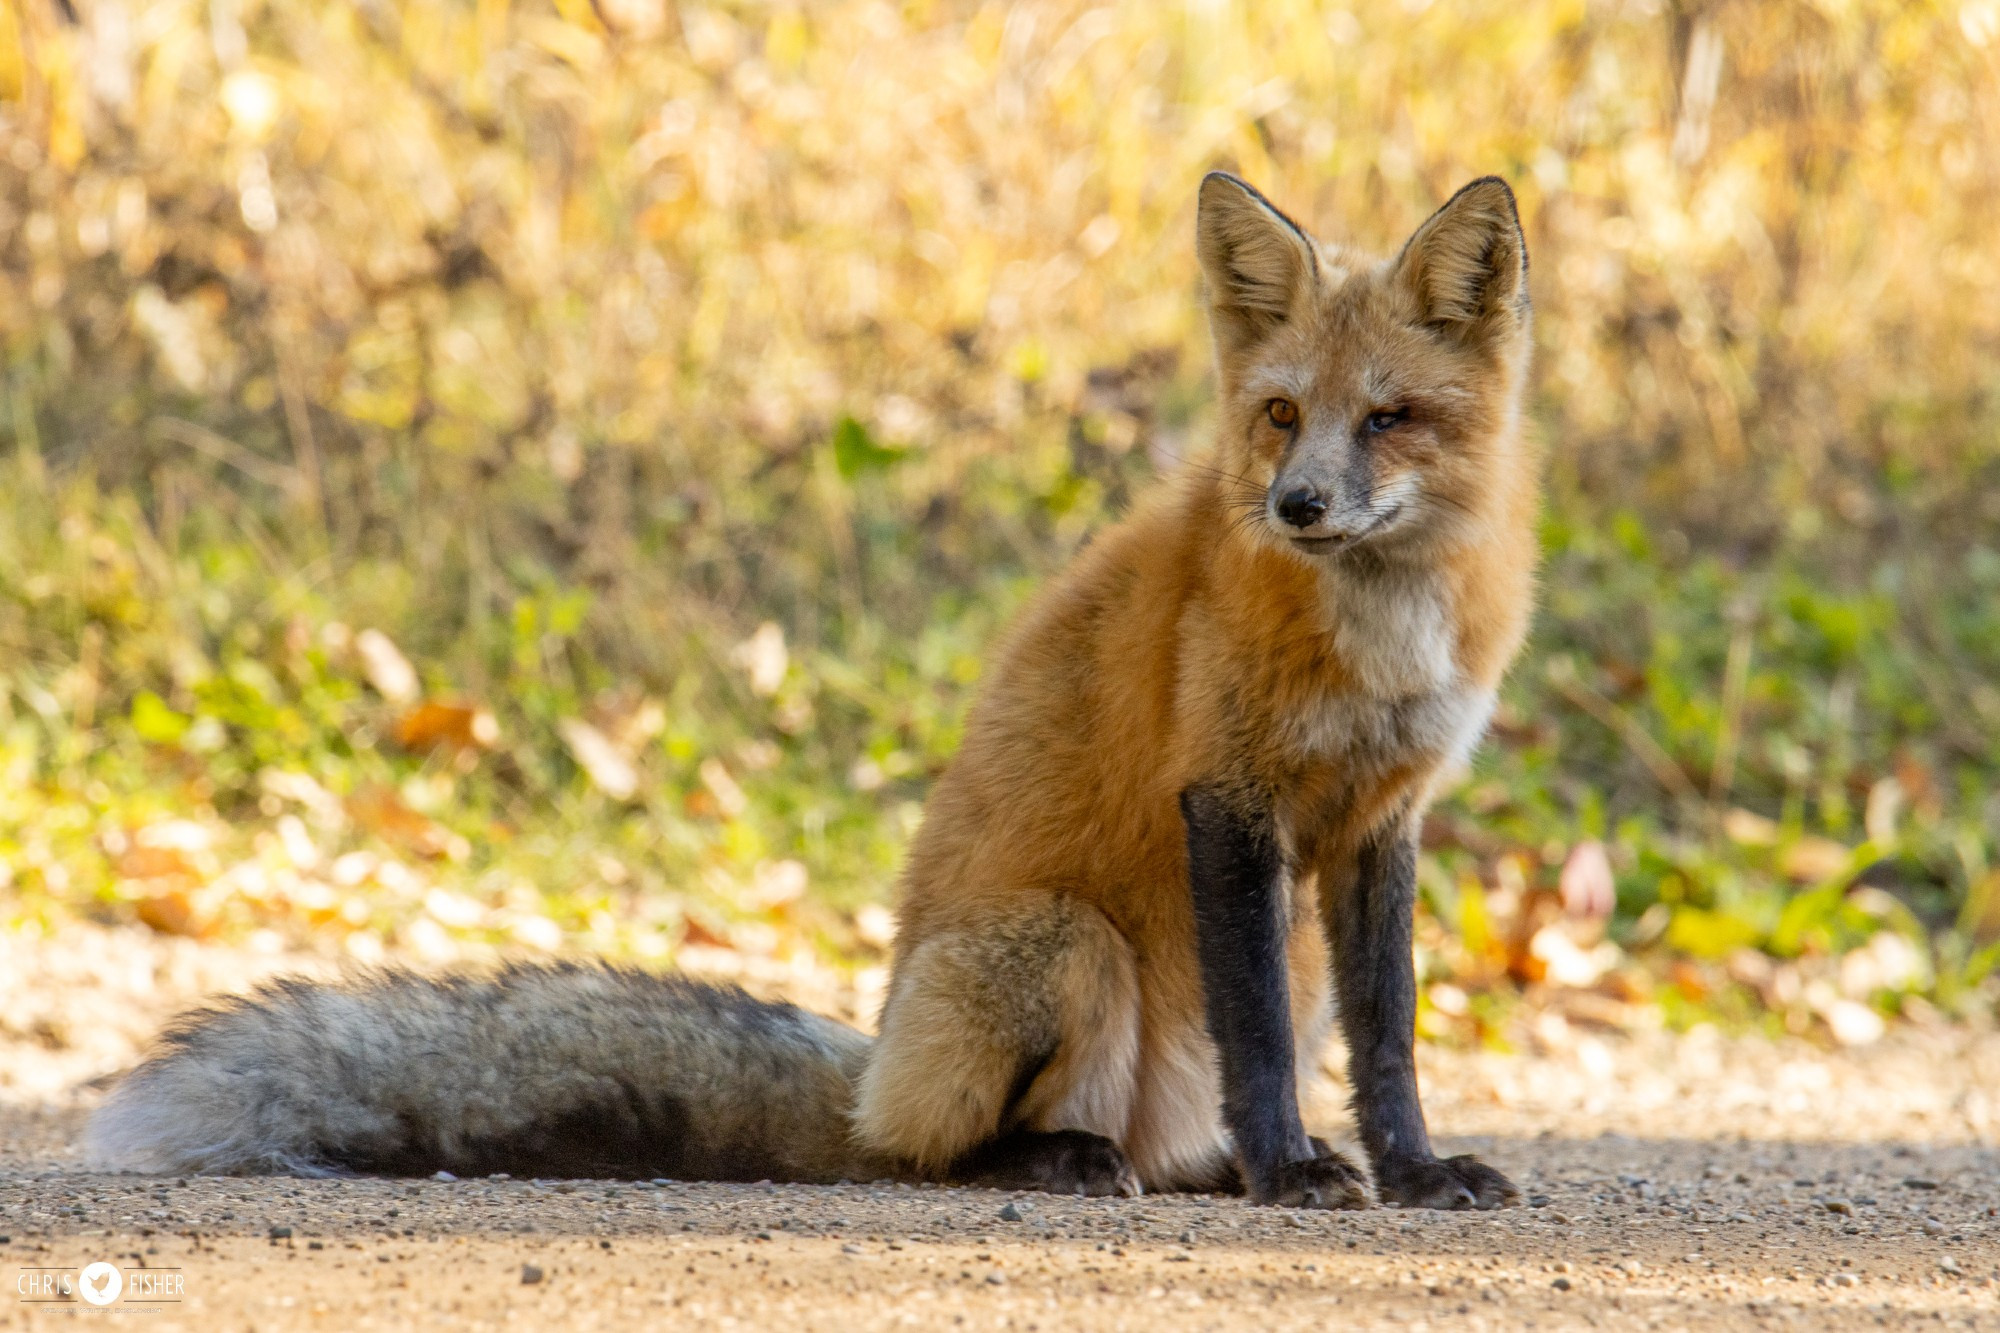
[
  {"x1": 16, "y1": 1260, "x2": 182, "y2": 1312},
  {"x1": 77, "y1": 1263, "x2": 121, "y2": 1307}
]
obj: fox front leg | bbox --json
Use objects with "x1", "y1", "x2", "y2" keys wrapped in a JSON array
[
  {"x1": 1180, "y1": 786, "x2": 1369, "y2": 1209},
  {"x1": 1323, "y1": 824, "x2": 1519, "y2": 1210}
]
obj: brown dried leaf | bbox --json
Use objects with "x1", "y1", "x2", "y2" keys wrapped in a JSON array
[
  {"x1": 394, "y1": 701, "x2": 499, "y2": 752},
  {"x1": 1778, "y1": 836, "x2": 1851, "y2": 884},
  {"x1": 346, "y1": 786, "x2": 465, "y2": 860},
  {"x1": 135, "y1": 890, "x2": 205, "y2": 937},
  {"x1": 117, "y1": 845, "x2": 197, "y2": 881}
]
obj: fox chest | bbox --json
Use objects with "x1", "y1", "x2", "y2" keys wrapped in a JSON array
[
  {"x1": 1277, "y1": 684, "x2": 1495, "y2": 780},
  {"x1": 1275, "y1": 567, "x2": 1496, "y2": 781}
]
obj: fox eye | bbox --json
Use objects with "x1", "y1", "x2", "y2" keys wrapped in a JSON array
[
  {"x1": 1266, "y1": 398, "x2": 1298, "y2": 428},
  {"x1": 1364, "y1": 408, "x2": 1409, "y2": 434}
]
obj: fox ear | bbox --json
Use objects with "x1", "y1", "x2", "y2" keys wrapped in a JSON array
[
  {"x1": 1196, "y1": 172, "x2": 1319, "y2": 355},
  {"x1": 1395, "y1": 176, "x2": 1528, "y2": 342}
]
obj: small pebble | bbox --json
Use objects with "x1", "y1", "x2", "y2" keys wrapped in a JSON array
[
  {"x1": 998, "y1": 1202, "x2": 1024, "y2": 1222},
  {"x1": 1551, "y1": 1277, "x2": 1572, "y2": 1291},
  {"x1": 521, "y1": 1264, "x2": 543, "y2": 1285},
  {"x1": 1903, "y1": 1178, "x2": 1940, "y2": 1190},
  {"x1": 432, "y1": 1171, "x2": 458, "y2": 1183},
  {"x1": 1823, "y1": 1198, "x2": 1854, "y2": 1216}
]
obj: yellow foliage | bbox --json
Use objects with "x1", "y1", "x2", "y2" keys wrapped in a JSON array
[{"x1": 0, "y1": 0, "x2": 1991, "y2": 520}]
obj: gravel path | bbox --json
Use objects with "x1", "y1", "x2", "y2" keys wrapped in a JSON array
[{"x1": 1, "y1": 929, "x2": 1996, "y2": 1330}]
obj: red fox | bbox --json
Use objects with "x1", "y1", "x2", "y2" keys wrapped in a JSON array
[{"x1": 91, "y1": 174, "x2": 1538, "y2": 1210}]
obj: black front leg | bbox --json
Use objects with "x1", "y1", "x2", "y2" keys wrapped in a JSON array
[
  {"x1": 1325, "y1": 824, "x2": 1518, "y2": 1210},
  {"x1": 1181, "y1": 786, "x2": 1367, "y2": 1209}
]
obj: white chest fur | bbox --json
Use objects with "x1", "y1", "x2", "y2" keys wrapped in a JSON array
[
  {"x1": 1324, "y1": 562, "x2": 1457, "y2": 698},
  {"x1": 1280, "y1": 563, "x2": 1495, "y2": 776}
]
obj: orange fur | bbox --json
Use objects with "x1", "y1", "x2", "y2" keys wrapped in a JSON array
[{"x1": 857, "y1": 176, "x2": 1539, "y2": 1192}]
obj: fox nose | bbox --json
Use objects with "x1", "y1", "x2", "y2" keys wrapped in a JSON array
[{"x1": 1275, "y1": 487, "x2": 1328, "y2": 530}]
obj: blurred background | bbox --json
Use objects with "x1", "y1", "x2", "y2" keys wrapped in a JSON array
[{"x1": 0, "y1": 0, "x2": 1996, "y2": 1049}]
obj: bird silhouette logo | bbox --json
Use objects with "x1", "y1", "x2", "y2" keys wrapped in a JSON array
[{"x1": 78, "y1": 1262, "x2": 122, "y2": 1307}]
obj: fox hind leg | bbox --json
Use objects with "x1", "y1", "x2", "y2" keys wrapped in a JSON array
[{"x1": 854, "y1": 893, "x2": 1141, "y2": 1195}]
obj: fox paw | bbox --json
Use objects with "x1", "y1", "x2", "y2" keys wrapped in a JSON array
[
  {"x1": 1374, "y1": 1153, "x2": 1519, "y2": 1210},
  {"x1": 1251, "y1": 1147, "x2": 1371, "y2": 1210},
  {"x1": 955, "y1": 1129, "x2": 1140, "y2": 1198}
]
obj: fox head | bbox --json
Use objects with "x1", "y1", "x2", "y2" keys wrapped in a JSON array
[{"x1": 1195, "y1": 173, "x2": 1532, "y2": 564}]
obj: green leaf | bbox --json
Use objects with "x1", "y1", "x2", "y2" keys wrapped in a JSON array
[
  {"x1": 831, "y1": 416, "x2": 904, "y2": 481},
  {"x1": 1664, "y1": 906, "x2": 1761, "y2": 960},
  {"x1": 1769, "y1": 840, "x2": 1881, "y2": 956},
  {"x1": 130, "y1": 690, "x2": 191, "y2": 744}
]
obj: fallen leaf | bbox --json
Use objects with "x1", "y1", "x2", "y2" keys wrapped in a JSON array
[
  {"x1": 260, "y1": 769, "x2": 348, "y2": 829},
  {"x1": 117, "y1": 845, "x2": 197, "y2": 881},
  {"x1": 1558, "y1": 840, "x2": 1616, "y2": 918},
  {"x1": 744, "y1": 859, "x2": 808, "y2": 910},
  {"x1": 1529, "y1": 922, "x2": 1623, "y2": 988},
  {"x1": 559, "y1": 718, "x2": 639, "y2": 800},
  {"x1": 424, "y1": 888, "x2": 487, "y2": 929},
  {"x1": 732, "y1": 622, "x2": 788, "y2": 697},
  {"x1": 276, "y1": 814, "x2": 319, "y2": 870},
  {"x1": 507, "y1": 914, "x2": 563, "y2": 951},
  {"x1": 698, "y1": 757, "x2": 747, "y2": 817},
  {"x1": 133, "y1": 819, "x2": 216, "y2": 853},
  {"x1": 355, "y1": 629, "x2": 420, "y2": 704},
  {"x1": 346, "y1": 786, "x2": 464, "y2": 859},
  {"x1": 1669, "y1": 959, "x2": 1709, "y2": 1002},
  {"x1": 1722, "y1": 808, "x2": 1780, "y2": 847},
  {"x1": 1864, "y1": 776, "x2": 1903, "y2": 846},
  {"x1": 1778, "y1": 837, "x2": 1851, "y2": 884},
  {"x1": 854, "y1": 903, "x2": 897, "y2": 949},
  {"x1": 395, "y1": 702, "x2": 499, "y2": 752},
  {"x1": 1822, "y1": 998, "x2": 1885, "y2": 1047},
  {"x1": 136, "y1": 890, "x2": 206, "y2": 937},
  {"x1": 680, "y1": 916, "x2": 732, "y2": 949},
  {"x1": 1427, "y1": 981, "x2": 1470, "y2": 1016}
]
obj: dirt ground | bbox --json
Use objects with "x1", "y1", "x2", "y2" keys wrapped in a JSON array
[{"x1": 2, "y1": 926, "x2": 1997, "y2": 1330}]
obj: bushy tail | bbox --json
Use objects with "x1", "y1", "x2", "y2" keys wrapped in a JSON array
[{"x1": 87, "y1": 961, "x2": 897, "y2": 1182}]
